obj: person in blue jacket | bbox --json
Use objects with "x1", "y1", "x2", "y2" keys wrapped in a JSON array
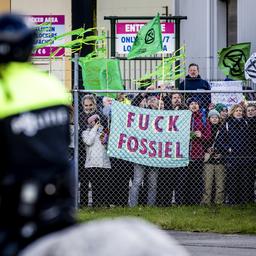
[{"x1": 179, "y1": 63, "x2": 211, "y2": 109}]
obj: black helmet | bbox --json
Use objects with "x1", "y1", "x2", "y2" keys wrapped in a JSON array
[{"x1": 0, "y1": 13, "x2": 36, "y2": 63}]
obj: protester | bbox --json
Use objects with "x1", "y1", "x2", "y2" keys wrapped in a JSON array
[
  {"x1": 102, "y1": 96, "x2": 113, "y2": 119},
  {"x1": 163, "y1": 93, "x2": 187, "y2": 110},
  {"x1": 109, "y1": 95, "x2": 133, "y2": 206},
  {"x1": 108, "y1": 157, "x2": 133, "y2": 206},
  {"x1": 245, "y1": 104, "x2": 256, "y2": 202},
  {"x1": 185, "y1": 96, "x2": 211, "y2": 204},
  {"x1": 215, "y1": 104, "x2": 252, "y2": 204},
  {"x1": 81, "y1": 94, "x2": 107, "y2": 128},
  {"x1": 79, "y1": 94, "x2": 108, "y2": 206},
  {"x1": 101, "y1": 94, "x2": 133, "y2": 206},
  {"x1": 129, "y1": 96, "x2": 160, "y2": 207},
  {"x1": 201, "y1": 109, "x2": 225, "y2": 205},
  {"x1": 0, "y1": 13, "x2": 75, "y2": 255},
  {"x1": 147, "y1": 95, "x2": 160, "y2": 109},
  {"x1": 157, "y1": 93, "x2": 188, "y2": 206},
  {"x1": 82, "y1": 114, "x2": 111, "y2": 207},
  {"x1": 215, "y1": 103, "x2": 228, "y2": 123},
  {"x1": 117, "y1": 92, "x2": 131, "y2": 105},
  {"x1": 179, "y1": 63, "x2": 211, "y2": 109},
  {"x1": 246, "y1": 103, "x2": 256, "y2": 117}
]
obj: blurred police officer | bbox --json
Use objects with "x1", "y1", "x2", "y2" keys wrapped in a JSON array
[{"x1": 0, "y1": 13, "x2": 75, "y2": 255}]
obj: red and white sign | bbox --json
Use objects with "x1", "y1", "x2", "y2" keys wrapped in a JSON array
[
  {"x1": 116, "y1": 22, "x2": 175, "y2": 54},
  {"x1": 29, "y1": 15, "x2": 65, "y2": 57}
]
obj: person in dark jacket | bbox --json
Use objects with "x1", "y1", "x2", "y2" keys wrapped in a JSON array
[
  {"x1": 245, "y1": 104, "x2": 256, "y2": 203},
  {"x1": 179, "y1": 63, "x2": 211, "y2": 109},
  {"x1": 201, "y1": 109, "x2": 225, "y2": 205},
  {"x1": 184, "y1": 96, "x2": 211, "y2": 204},
  {"x1": 215, "y1": 104, "x2": 252, "y2": 204}
]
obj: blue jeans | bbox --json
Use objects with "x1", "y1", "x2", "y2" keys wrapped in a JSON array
[{"x1": 129, "y1": 164, "x2": 158, "y2": 207}]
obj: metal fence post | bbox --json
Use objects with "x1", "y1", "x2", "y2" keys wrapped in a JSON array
[{"x1": 73, "y1": 53, "x2": 79, "y2": 209}]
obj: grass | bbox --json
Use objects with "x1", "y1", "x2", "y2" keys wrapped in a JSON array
[{"x1": 77, "y1": 204, "x2": 256, "y2": 234}]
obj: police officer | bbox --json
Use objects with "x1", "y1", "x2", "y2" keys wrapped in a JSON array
[{"x1": 0, "y1": 13, "x2": 75, "y2": 255}]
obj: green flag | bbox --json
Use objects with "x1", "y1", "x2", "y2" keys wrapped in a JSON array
[
  {"x1": 218, "y1": 42, "x2": 251, "y2": 80},
  {"x1": 79, "y1": 58, "x2": 123, "y2": 99},
  {"x1": 127, "y1": 14, "x2": 163, "y2": 59},
  {"x1": 135, "y1": 46, "x2": 186, "y2": 86}
]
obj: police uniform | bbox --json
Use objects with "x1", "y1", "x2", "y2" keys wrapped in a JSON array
[{"x1": 0, "y1": 62, "x2": 75, "y2": 254}]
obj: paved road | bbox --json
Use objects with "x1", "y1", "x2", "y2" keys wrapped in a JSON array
[{"x1": 167, "y1": 231, "x2": 256, "y2": 256}]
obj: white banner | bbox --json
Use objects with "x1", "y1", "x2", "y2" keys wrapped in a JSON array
[{"x1": 210, "y1": 81, "x2": 244, "y2": 108}]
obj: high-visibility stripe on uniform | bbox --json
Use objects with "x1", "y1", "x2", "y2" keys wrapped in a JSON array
[{"x1": 0, "y1": 62, "x2": 71, "y2": 118}]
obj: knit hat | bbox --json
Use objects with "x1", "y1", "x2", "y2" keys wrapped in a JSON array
[
  {"x1": 87, "y1": 114, "x2": 100, "y2": 124},
  {"x1": 215, "y1": 103, "x2": 228, "y2": 113},
  {"x1": 186, "y1": 96, "x2": 201, "y2": 106},
  {"x1": 208, "y1": 109, "x2": 220, "y2": 118}
]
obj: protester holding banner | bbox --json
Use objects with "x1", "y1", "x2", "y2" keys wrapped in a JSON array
[
  {"x1": 179, "y1": 63, "x2": 211, "y2": 110},
  {"x1": 215, "y1": 104, "x2": 252, "y2": 204},
  {"x1": 109, "y1": 95, "x2": 133, "y2": 206},
  {"x1": 157, "y1": 93, "x2": 188, "y2": 206},
  {"x1": 128, "y1": 96, "x2": 162, "y2": 207},
  {"x1": 185, "y1": 97, "x2": 211, "y2": 204}
]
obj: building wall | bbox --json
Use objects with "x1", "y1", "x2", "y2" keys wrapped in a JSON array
[
  {"x1": 11, "y1": 0, "x2": 72, "y2": 90},
  {"x1": 238, "y1": 0, "x2": 256, "y2": 54},
  {"x1": 176, "y1": 0, "x2": 208, "y2": 77},
  {"x1": 176, "y1": 0, "x2": 226, "y2": 80},
  {"x1": 0, "y1": 0, "x2": 10, "y2": 12},
  {"x1": 213, "y1": 0, "x2": 227, "y2": 80}
]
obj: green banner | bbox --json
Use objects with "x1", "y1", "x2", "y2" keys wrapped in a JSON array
[
  {"x1": 218, "y1": 42, "x2": 251, "y2": 80},
  {"x1": 79, "y1": 58, "x2": 124, "y2": 99},
  {"x1": 127, "y1": 14, "x2": 163, "y2": 59}
]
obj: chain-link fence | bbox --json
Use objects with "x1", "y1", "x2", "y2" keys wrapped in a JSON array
[{"x1": 71, "y1": 87, "x2": 256, "y2": 208}]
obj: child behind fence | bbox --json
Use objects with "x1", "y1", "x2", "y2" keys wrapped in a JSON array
[{"x1": 201, "y1": 109, "x2": 225, "y2": 205}]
